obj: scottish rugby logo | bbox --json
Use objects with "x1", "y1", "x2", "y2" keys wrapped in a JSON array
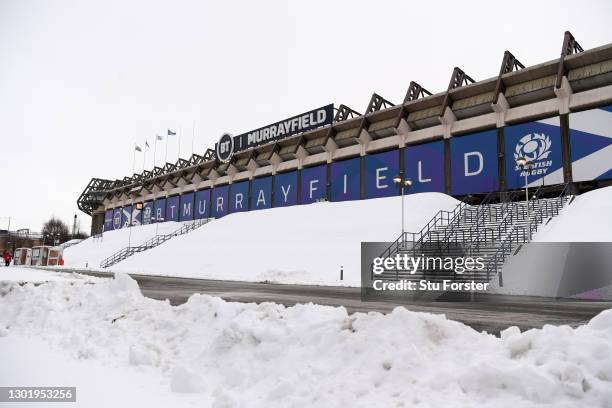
[{"x1": 514, "y1": 133, "x2": 552, "y2": 163}]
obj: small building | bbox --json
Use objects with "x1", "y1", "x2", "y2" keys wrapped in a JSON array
[
  {"x1": 31, "y1": 246, "x2": 63, "y2": 266},
  {"x1": 13, "y1": 248, "x2": 32, "y2": 266}
]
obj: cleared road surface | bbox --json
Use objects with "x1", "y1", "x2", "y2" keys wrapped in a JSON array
[{"x1": 30, "y1": 267, "x2": 612, "y2": 334}]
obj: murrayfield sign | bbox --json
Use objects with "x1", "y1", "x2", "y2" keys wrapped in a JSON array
[{"x1": 216, "y1": 104, "x2": 334, "y2": 162}]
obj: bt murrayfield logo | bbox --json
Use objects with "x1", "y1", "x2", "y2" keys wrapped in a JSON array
[{"x1": 514, "y1": 133, "x2": 553, "y2": 176}]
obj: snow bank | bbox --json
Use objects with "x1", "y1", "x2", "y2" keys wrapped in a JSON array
[
  {"x1": 534, "y1": 186, "x2": 612, "y2": 242},
  {"x1": 63, "y1": 221, "x2": 192, "y2": 268},
  {"x1": 1, "y1": 275, "x2": 611, "y2": 407},
  {"x1": 0, "y1": 266, "x2": 106, "y2": 283},
  {"x1": 110, "y1": 194, "x2": 460, "y2": 286}
]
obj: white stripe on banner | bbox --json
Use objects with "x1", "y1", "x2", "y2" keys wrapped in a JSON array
[
  {"x1": 527, "y1": 167, "x2": 564, "y2": 188},
  {"x1": 573, "y1": 144, "x2": 612, "y2": 182},
  {"x1": 569, "y1": 107, "x2": 612, "y2": 138}
]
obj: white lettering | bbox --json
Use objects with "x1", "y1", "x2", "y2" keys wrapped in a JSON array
[
  {"x1": 257, "y1": 190, "x2": 266, "y2": 207},
  {"x1": 464, "y1": 152, "x2": 483, "y2": 177},
  {"x1": 281, "y1": 184, "x2": 291, "y2": 202},
  {"x1": 309, "y1": 179, "x2": 319, "y2": 199},
  {"x1": 235, "y1": 193, "x2": 243, "y2": 209},
  {"x1": 197, "y1": 199, "x2": 207, "y2": 215},
  {"x1": 376, "y1": 167, "x2": 388, "y2": 189},
  {"x1": 418, "y1": 161, "x2": 431, "y2": 183}
]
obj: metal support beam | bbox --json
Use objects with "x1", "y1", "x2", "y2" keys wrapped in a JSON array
[
  {"x1": 404, "y1": 81, "x2": 432, "y2": 103},
  {"x1": 333, "y1": 104, "x2": 361, "y2": 122},
  {"x1": 365, "y1": 93, "x2": 394, "y2": 113},
  {"x1": 441, "y1": 67, "x2": 475, "y2": 117},
  {"x1": 494, "y1": 51, "x2": 525, "y2": 103},
  {"x1": 556, "y1": 31, "x2": 584, "y2": 89}
]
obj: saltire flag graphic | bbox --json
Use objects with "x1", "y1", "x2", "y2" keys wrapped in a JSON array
[
  {"x1": 168, "y1": 129, "x2": 176, "y2": 136},
  {"x1": 135, "y1": 145, "x2": 142, "y2": 152}
]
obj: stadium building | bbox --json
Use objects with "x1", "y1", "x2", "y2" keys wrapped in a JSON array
[{"x1": 78, "y1": 32, "x2": 612, "y2": 236}]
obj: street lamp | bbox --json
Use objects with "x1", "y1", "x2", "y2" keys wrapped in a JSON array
[
  {"x1": 393, "y1": 175, "x2": 413, "y2": 240},
  {"x1": 516, "y1": 157, "x2": 534, "y2": 240},
  {"x1": 154, "y1": 216, "x2": 165, "y2": 236}
]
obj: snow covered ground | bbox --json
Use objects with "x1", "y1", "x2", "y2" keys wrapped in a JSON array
[
  {"x1": 534, "y1": 186, "x2": 612, "y2": 242},
  {"x1": 65, "y1": 193, "x2": 459, "y2": 286},
  {"x1": 0, "y1": 265, "x2": 106, "y2": 283},
  {"x1": 61, "y1": 187, "x2": 612, "y2": 287},
  {"x1": 1, "y1": 274, "x2": 611, "y2": 408},
  {"x1": 63, "y1": 220, "x2": 193, "y2": 268}
]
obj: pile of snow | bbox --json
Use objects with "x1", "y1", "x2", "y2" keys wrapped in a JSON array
[
  {"x1": 63, "y1": 221, "x2": 192, "y2": 268},
  {"x1": 0, "y1": 266, "x2": 106, "y2": 283},
  {"x1": 59, "y1": 238, "x2": 84, "y2": 249},
  {"x1": 109, "y1": 194, "x2": 460, "y2": 286},
  {"x1": 534, "y1": 186, "x2": 612, "y2": 242},
  {"x1": 1, "y1": 275, "x2": 611, "y2": 407}
]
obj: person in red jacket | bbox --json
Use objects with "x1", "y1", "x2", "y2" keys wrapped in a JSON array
[{"x1": 3, "y1": 250, "x2": 12, "y2": 266}]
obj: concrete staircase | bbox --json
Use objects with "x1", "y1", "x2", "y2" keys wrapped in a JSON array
[{"x1": 99, "y1": 218, "x2": 212, "y2": 268}]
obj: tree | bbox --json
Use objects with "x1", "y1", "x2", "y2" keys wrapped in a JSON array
[{"x1": 41, "y1": 217, "x2": 70, "y2": 245}]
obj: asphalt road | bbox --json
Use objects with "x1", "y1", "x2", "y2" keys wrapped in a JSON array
[{"x1": 34, "y1": 267, "x2": 612, "y2": 334}]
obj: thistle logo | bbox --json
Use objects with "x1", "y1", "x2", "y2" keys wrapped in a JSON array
[
  {"x1": 514, "y1": 133, "x2": 553, "y2": 176},
  {"x1": 143, "y1": 206, "x2": 152, "y2": 224},
  {"x1": 113, "y1": 211, "x2": 121, "y2": 229}
]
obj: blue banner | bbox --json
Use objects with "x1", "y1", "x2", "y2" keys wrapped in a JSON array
[
  {"x1": 274, "y1": 171, "x2": 298, "y2": 207},
  {"x1": 112, "y1": 208, "x2": 122, "y2": 230},
  {"x1": 569, "y1": 105, "x2": 612, "y2": 182},
  {"x1": 153, "y1": 198, "x2": 166, "y2": 223},
  {"x1": 195, "y1": 189, "x2": 211, "y2": 219},
  {"x1": 121, "y1": 205, "x2": 132, "y2": 228},
  {"x1": 179, "y1": 192, "x2": 195, "y2": 221},
  {"x1": 252, "y1": 177, "x2": 272, "y2": 210},
  {"x1": 230, "y1": 181, "x2": 250, "y2": 213},
  {"x1": 142, "y1": 201, "x2": 153, "y2": 225},
  {"x1": 330, "y1": 157, "x2": 360, "y2": 202},
  {"x1": 104, "y1": 209, "x2": 114, "y2": 231},
  {"x1": 300, "y1": 165, "x2": 327, "y2": 204},
  {"x1": 404, "y1": 141, "x2": 445, "y2": 193},
  {"x1": 451, "y1": 130, "x2": 499, "y2": 195},
  {"x1": 166, "y1": 196, "x2": 180, "y2": 222},
  {"x1": 212, "y1": 185, "x2": 229, "y2": 218},
  {"x1": 364, "y1": 150, "x2": 399, "y2": 199},
  {"x1": 505, "y1": 118, "x2": 563, "y2": 188}
]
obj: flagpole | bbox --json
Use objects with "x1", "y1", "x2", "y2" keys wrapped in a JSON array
[
  {"x1": 164, "y1": 132, "x2": 169, "y2": 165},
  {"x1": 153, "y1": 136, "x2": 158, "y2": 168},
  {"x1": 143, "y1": 140, "x2": 147, "y2": 172},
  {"x1": 178, "y1": 125, "x2": 182, "y2": 161},
  {"x1": 132, "y1": 143, "x2": 136, "y2": 175},
  {"x1": 191, "y1": 120, "x2": 195, "y2": 156}
]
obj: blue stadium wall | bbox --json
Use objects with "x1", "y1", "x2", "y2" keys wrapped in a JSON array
[{"x1": 103, "y1": 105, "x2": 612, "y2": 231}]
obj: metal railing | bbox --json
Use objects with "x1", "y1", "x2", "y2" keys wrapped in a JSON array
[
  {"x1": 100, "y1": 218, "x2": 212, "y2": 268},
  {"x1": 483, "y1": 183, "x2": 572, "y2": 284},
  {"x1": 375, "y1": 184, "x2": 573, "y2": 283}
]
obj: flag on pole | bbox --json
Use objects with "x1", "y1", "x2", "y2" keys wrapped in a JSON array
[
  {"x1": 156, "y1": 134, "x2": 163, "y2": 141},
  {"x1": 145, "y1": 140, "x2": 150, "y2": 148},
  {"x1": 168, "y1": 129, "x2": 176, "y2": 136},
  {"x1": 135, "y1": 145, "x2": 142, "y2": 152}
]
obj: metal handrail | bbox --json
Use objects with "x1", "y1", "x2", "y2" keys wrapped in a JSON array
[
  {"x1": 482, "y1": 183, "x2": 571, "y2": 283},
  {"x1": 100, "y1": 218, "x2": 212, "y2": 268}
]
